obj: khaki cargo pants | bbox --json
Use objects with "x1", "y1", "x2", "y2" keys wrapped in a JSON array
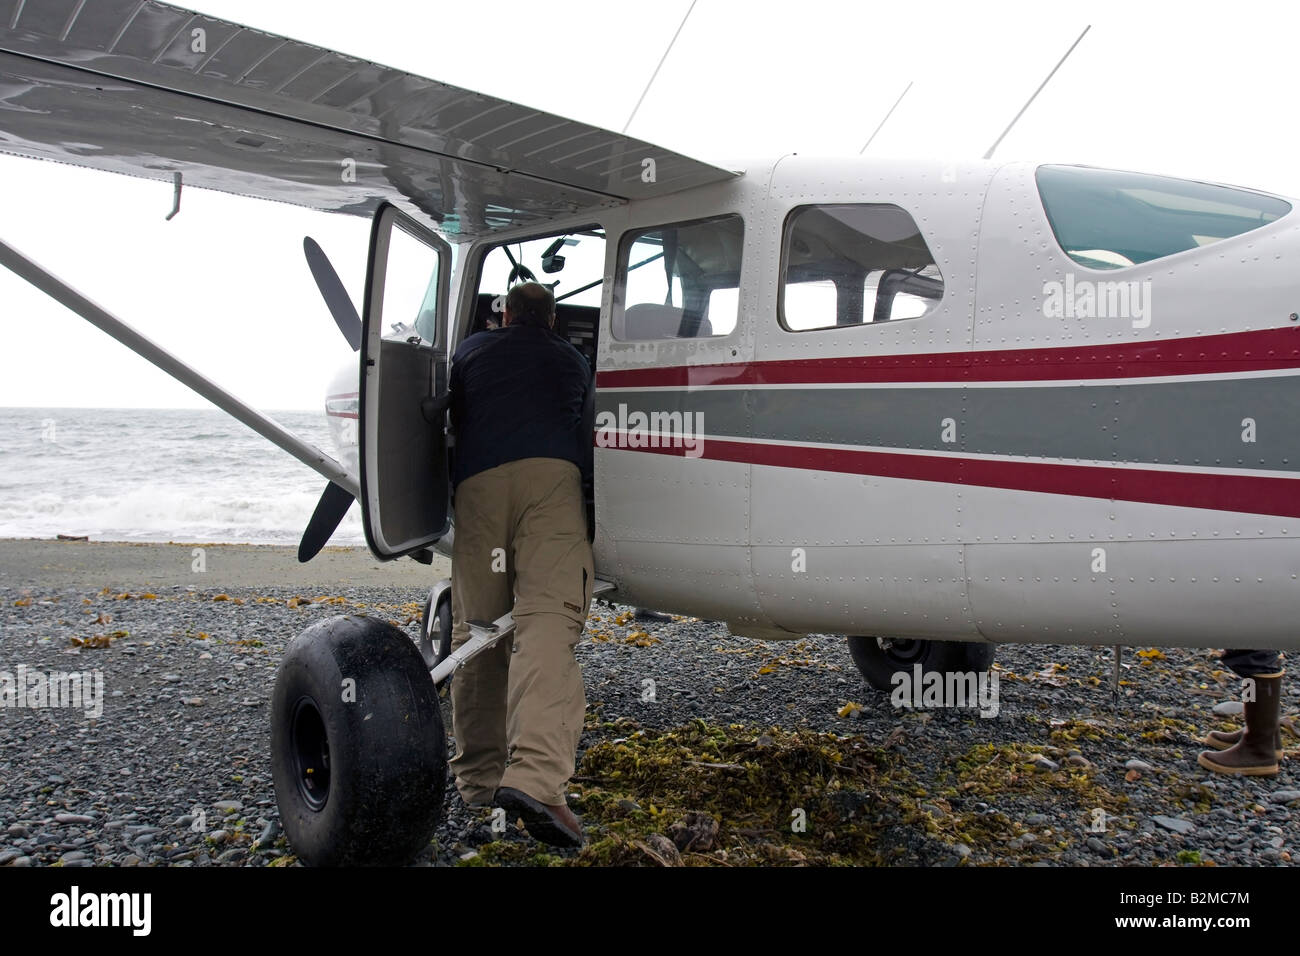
[{"x1": 448, "y1": 457, "x2": 593, "y2": 807}]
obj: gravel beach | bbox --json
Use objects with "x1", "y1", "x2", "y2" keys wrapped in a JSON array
[{"x1": 0, "y1": 537, "x2": 1296, "y2": 867}]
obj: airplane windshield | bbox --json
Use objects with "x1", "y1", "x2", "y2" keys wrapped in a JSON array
[{"x1": 1037, "y1": 165, "x2": 1292, "y2": 270}]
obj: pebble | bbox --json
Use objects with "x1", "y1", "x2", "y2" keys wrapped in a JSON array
[
  {"x1": 1033, "y1": 757, "x2": 1060, "y2": 772},
  {"x1": 255, "y1": 821, "x2": 279, "y2": 847},
  {"x1": 1212, "y1": 701, "x2": 1244, "y2": 716},
  {"x1": 208, "y1": 830, "x2": 229, "y2": 844},
  {"x1": 53, "y1": 813, "x2": 94, "y2": 825},
  {"x1": 213, "y1": 800, "x2": 242, "y2": 813},
  {"x1": 3, "y1": 592, "x2": 1298, "y2": 868},
  {"x1": 644, "y1": 832, "x2": 682, "y2": 865},
  {"x1": 1153, "y1": 815, "x2": 1194, "y2": 834},
  {"x1": 1269, "y1": 790, "x2": 1300, "y2": 805}
]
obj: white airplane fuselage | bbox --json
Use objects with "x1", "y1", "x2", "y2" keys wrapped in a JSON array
[{"x1": 327, "y1": 154, "x2": 1300, "y2": 650}]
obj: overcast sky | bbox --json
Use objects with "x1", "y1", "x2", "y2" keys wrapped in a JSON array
[{"x1": 3, "y1": 0, "x2": 1300, "y2": 410}]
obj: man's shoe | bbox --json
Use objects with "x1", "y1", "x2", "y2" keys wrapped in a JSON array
[
  {"x1": 494, "y1": 786, "x2": 585, "y2": 848},
  {"x1": 1198, "y1": 673, "x2": 1284, "y2": 776}
]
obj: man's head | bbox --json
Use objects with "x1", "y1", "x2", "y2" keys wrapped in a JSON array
[{"x1": 503, "y1": 282, "x2": 556, "y2": 329}]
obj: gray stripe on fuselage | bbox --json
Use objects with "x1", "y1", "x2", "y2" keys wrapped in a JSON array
[{"x1": 596, "y1": 376, "x2": 1300, "y2": 470}]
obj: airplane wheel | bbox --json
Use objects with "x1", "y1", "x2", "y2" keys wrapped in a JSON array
[
  {"x1": 846, "y1": 636, "x2": 996, "y2": 692},
  {"x1": 421, "y1": 588, "x2": 453, "y2": 668},
  {"x1": 271, "y1": 614, "x2": 447, "y2": 866}
]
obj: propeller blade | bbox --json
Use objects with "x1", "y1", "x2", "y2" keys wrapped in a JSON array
[
  {"x1": 303, "y1": 236, "x2": 362, "y2": 351},
  {"x1": 298, "y1": 480, "x2": 355, "y2": 563}
]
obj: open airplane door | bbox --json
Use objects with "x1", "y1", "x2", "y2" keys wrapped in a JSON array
[{"x1": 359, "y1": 203, "x2": 453, "y2": 561}]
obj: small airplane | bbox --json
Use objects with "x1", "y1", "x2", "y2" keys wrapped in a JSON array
[{"x1": 3, "y1": 2, "x2": 1298, "y2": 865}]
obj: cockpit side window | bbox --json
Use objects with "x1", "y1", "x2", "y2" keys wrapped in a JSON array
[{"x1": 1036, "y1": 165, "x2": 1292, "y2": 270}]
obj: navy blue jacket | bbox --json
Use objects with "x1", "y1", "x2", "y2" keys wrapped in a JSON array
[{"x1": 448, "y1": 323, "x2": 593, "y2": 490}]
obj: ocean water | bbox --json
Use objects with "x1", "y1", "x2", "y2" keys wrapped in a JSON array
[{"x1": 0, "y1": 407, "x2": 364, "y2": 545}]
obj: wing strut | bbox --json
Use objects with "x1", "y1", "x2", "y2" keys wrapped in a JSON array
[
  {"x1": 166, "y1": 172, "x2": 183, "y2": 221},
  {"x1": 0, "y1": 234, "x2": 358, "y2": 498}
]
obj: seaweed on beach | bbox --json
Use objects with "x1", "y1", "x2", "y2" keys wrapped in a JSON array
[{"x1": 464, "y1": 719, "x2": 924, "y2": 866}]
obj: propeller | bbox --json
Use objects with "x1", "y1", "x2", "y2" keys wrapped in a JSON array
[
  {"x1": 298, "y1": 237, "x2": 361, "y2": 562},
  {"x1": 303, "y1": 236, "x2": 362, "y2": 351},
  {"x1": 298, "y1": 480, "x2": 355, "y2": 563}
]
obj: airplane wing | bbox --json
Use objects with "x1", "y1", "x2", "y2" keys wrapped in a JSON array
[
  {"x1": 0, "y1": 1, "x2": 739, "y2": 561},
  {"x1": 0, "y1": 0, "x2": 737, "y2": 236}
]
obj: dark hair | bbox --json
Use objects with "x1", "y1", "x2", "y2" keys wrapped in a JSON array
[{"x1": 505, "y1": 282, "x2": 555, "y2": 328}]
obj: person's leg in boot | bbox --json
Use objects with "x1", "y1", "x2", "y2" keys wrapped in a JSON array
[
  {"x1": 493, "y1": 459, "x2": 592, "y2": 846},
  {"x1": 1199, "y1": 649, "x2": 1284, "y2": 762},
  {"x1": 1202, "y1": 725, "x2": 1288, "y2": 759},
  {"x1": 1198, "y1": 670, "x2": 1285, "y2": 775},
  {"x1": 448, "y1": 467, "x2": 515, "y2": 808}
]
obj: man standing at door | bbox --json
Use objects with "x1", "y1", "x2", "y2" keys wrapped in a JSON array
[{"x1": 446, "y1": 280, "x2": 594, "y2": 847}]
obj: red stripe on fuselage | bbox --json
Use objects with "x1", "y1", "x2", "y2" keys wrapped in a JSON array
[
  {"x1": 606, "y1": 437, "x2": 1300, "y2": 519},
  {"x1": 595, "y1": 327, "x2": 1300, "y2": 388}
]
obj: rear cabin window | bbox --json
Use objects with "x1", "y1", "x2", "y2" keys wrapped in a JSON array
[
  {"x1": 780, "y1": 204, "x2": 944, "y2": 330},
  {"x1": 1036, "y1": 164, "x2": 1292, "y2": 270},
  {"x1": 614, "y1": 214, "x2": 743, "y2": 340}
]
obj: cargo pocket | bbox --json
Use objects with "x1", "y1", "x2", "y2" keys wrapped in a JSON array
[{"x1": 562, "y1": 567, "x2": 588, "y2": 618}]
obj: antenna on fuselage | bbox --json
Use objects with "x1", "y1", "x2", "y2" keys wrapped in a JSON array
[
  {"x1": 622, "y1": 0, "x2": 699, "y2": 134},
  {"x1": 982, "y1": 24, "x2": 1091, "y2": 160},
  {"x1": 859, "y1": 81, "x2": 913, "y2": 154}
]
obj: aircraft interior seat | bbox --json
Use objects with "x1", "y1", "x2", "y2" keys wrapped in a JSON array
[{"x1": 617, "y1": 302, "x2": 713, "y2": 340}]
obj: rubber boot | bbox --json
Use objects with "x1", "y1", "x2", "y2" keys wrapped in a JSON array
[
  {"x1": 1197, "y1": 673, "x2": 1284, "y2": 776},
  {"x1": 1200, "y1": 726, "x2": 1283, "y2": 760}
]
